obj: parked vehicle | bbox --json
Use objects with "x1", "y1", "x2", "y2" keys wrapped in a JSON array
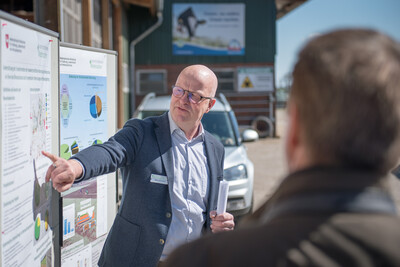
[{"x1": 132, "y1": 92, "x2": 258, "y2": 219}]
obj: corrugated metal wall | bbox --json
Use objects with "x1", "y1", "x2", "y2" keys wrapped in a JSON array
[{"x1": 129, "y1": 0, "x2": 276, "y2": 65}]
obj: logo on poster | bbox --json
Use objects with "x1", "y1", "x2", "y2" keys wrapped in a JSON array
[
  {"x1": 5, "y1": 34, "x2": 9, "y2": 48},
  {"x1": 89, "y1": 59, "x2": 104, "y2": 69},
  {"x1": 37, "y1": 44, "x2": 49, "y2": 58}
]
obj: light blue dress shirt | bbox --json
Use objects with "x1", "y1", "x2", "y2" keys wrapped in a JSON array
[{"x1": 160, "y1": 112, "x2": 210, "y2": 260}]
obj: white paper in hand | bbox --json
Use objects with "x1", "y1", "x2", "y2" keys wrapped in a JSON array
[{"x1": 217, "y1": 180, "x2": 229, "y2": 215}]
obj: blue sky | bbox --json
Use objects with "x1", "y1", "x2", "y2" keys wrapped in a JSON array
[{"x1": 276, "y1": 0, "x2": 400, "y2": 86}]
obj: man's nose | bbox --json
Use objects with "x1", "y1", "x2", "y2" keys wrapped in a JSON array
[{"x1": 180, "y1": 91, "x2": 190, "y2": 103}]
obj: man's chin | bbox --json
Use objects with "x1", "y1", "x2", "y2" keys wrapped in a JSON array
[{"x1": 172, "y1": 114, "x2": 189, "y2": 124}]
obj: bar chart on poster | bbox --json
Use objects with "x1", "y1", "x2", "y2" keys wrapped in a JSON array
[{"x1": 0, "y1": 11, "x2": 59, "y2": 267}]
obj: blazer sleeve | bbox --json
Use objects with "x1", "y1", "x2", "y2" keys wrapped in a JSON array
[{"x1": 71, "y1": 118, "x2": 145, "y2": 180}]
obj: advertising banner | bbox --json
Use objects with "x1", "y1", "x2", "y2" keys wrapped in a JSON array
[{"x1": 172, "y1": 3, "x2": 245, "y2": 55}]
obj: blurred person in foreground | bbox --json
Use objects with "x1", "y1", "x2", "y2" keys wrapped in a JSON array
[
  {"x1": 43, "y1": 64, "x2": 234, "y2": 266},
  {"x1": 165, "y1": 29, "x2": 400, "y2": 267}
]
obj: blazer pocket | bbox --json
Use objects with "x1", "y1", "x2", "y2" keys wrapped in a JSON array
[{"x1": 100, "y1": 214, "x2": 141, "y2": 266}]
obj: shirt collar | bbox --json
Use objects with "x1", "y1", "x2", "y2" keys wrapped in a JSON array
[{"x1": 168, "y1": 111, "x2": 205, "y2": 141}]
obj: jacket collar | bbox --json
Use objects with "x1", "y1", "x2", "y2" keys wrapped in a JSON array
[
  {"x1": 155, "y1": 113, "x2": 174, "y2": 185},
  {"x1": 204, "y1": 130, "x2": 218, "y2": 182},
  {"x1": 276, "y1": 166, "x2": 389, "y2": 199},
  {"x1": 248, "y1": 166, "x2": 391, "y2": 222}
]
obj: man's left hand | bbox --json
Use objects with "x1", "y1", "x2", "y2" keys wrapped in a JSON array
[{"x1": 209, "y1": 210, "x2": 235, "y2": 233}]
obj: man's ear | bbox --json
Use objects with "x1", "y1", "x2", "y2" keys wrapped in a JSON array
[
  {"x1": 285, "y1": 101, "x2": 302, "y2": 171},
  {"x1": 206, "y1": 99, "x2": 216, "y2": 113},
  {"x1": 288, "y1": 102, "x2": 300, "y2": 147}
]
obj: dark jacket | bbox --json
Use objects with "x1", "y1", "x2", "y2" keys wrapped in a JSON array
[
  {"x1": 165, "y1": 166, "x2": 400, "y2": 267},
  {"x1": 73, "y1": 112, "x2": 225, "y2": 267}
]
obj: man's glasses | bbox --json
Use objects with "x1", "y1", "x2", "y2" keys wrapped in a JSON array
[{"x1": 172, "y1": 85, "x2": 213, "y2": 104}]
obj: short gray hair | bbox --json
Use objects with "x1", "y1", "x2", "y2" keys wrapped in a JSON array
[{"x1": 290, "y1": 29, "x2": 400, "y2": 173}]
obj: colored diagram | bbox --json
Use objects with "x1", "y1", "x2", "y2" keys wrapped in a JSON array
[
  {"x1": 32, "y1": 159, "x2": 51, "y2": 241},
  {"x1": 60, "y1": 141, "x2": 80, "y2": 159},
  {"x1": 35, "y1": 216, "x2": 41, "y2": 240},
  {"x1": 71, "y1": 141, "x2": 79, "y2": 155},
  {"x1": 64, "y1": 217, "x2": 74, "y2": 236},
  {"x1": 60, "y1": 84, "x2": 73, "y2": 127},
  {"x1": 59, "y1": 74, "x2": 108, "y2": 162},
  {"x1": 76, "y1": 207, "x2": 96, "y2": 234},
  {"x1": 90, "y1": 95, "x2": 102, "y2": 119},
  {"x1": 92, "y1": 139, "x2": 103, "y2": 145},
  {"x1": 63, "y1": 204, "x2": 76, "y2": 241},
  {"x1": 45, "y1": 210, "x2": 49, "y2": 231},
  {"x1": 60, "y1": 144, "x2": 72, "y2": 160},
  {"x1": 63, "y1": 180, "x2": 99, "y2": 247}
]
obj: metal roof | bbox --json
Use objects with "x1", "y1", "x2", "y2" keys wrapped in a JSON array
[
  {"x1": 276, "y1": 0, "x2": 308, "y2": 19},
  {"x1": 125, "y1": 0, "x2": 308, "y2": 20}
]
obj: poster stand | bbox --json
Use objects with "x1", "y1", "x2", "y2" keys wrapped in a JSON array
[
  {"x1": 58, "y1": 43, "x2": 117, "y2": 267},
  {"x1": 0, "y1": 10, "x2": 60, "y2": 266},
  {"x1": 0, "y1": 10, "x2": 118, "y2": 266}
]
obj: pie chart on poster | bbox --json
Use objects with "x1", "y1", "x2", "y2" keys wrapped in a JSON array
[
  {"x1": 92, "y1": 139, "x2": 103, "y2": 145},
  {"x1": 90, "y1": 95, "x2": 102, "y2": 118}
]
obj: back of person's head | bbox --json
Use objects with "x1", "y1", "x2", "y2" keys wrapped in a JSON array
[{"x1": 290, "y1": 28, "x2": 400, "y2": 173}]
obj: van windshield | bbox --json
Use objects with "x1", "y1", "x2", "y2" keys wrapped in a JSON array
[{"x1": 202, "y1": 112, "x2": 237, "y2": 147}]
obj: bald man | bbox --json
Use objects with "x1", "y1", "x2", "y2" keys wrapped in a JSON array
[{"x1": 43, "y1": 65, "x2": 234, "y2": 267}]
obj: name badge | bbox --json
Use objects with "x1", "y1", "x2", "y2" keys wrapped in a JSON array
[{"x1": 150, "y1": 174, "x2": 168, "y2": 185}]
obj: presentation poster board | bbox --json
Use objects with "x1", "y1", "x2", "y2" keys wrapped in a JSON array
[
  {"x1": 0, "y1": 11, "x2": 59, "y2": 267},
  {"x1": 59, "y1": 44, "x2": 117, "y2": 267}
]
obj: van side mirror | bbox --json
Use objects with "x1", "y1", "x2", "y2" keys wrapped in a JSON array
[{"x1": 241, "y1": 129, "x2": 259, "y2": 142}]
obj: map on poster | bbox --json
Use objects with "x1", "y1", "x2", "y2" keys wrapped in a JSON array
[
  {"x1": 59, "y1": 46, "x2": 108, "y2": 265},
  {"x1": 1, "y1": 19, "x2": 55, "y2": 266}
]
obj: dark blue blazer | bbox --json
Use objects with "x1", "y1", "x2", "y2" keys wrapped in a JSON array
[{"x1": 72, "y1": 112, "x2": 225, "y2": 267}]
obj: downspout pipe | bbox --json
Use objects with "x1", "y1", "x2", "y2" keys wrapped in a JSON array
[{"x1": 129, "y1": 0, "x2": 164, "y2": 116}]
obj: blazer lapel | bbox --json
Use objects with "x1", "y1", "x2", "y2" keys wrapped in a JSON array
[
  {"x1": 204, "y1": 134, "x2": 217, "y2": 182},
  {"x1": 155, "y1": 113, "x2": 174, "y2": 189},
  {"x1": 204, "y1": 132, "x2": 221, "y2": 211}
]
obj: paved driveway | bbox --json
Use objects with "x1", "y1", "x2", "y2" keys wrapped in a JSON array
[{"x1": 244, "y1": 108, "x2": 288, "y2": 211}]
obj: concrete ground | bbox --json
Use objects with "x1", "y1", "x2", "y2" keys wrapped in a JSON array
[{"x1": 245, "y1": 108, "x2": 288, "y2": 211}]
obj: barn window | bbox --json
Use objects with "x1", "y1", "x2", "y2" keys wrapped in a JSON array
[
  {"x1": 213, "y1": 69, "x2": 236, "y2": 92},
  {"x1": 136, "y1": 69, "x2": 167, "y2": 95}
]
